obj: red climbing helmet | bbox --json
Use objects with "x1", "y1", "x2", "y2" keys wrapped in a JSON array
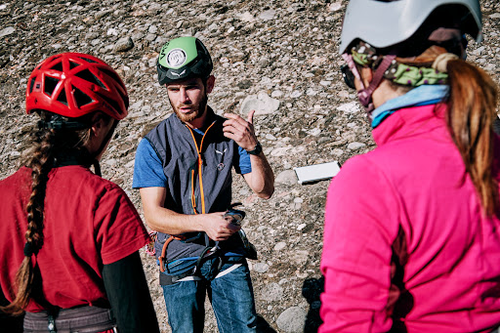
[{"x1": 26, "y1": 53, "x2": 129, "y2": 120}]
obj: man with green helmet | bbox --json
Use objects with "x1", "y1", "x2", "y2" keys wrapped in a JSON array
[{"x1": 133, "y1": 36, "x2": 274, "y2": 332}]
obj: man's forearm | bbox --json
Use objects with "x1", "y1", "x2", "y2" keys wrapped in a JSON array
[
  {"x1": 143, "y1": 205, "x2": 205, "y2": 235},
  {"x1": 245, "y1": 152, "x2": 274, "y2": 199},
  {"x1": 139, "y1": 187, "x2": 205, "y2": 235},
  {"x1": 139, "y1": 187, "x2": 238, "y2": 240}
]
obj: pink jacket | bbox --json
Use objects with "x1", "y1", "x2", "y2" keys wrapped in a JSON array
[{"x1": 320, "y1": 103, "x2": 500, "y2": 332}]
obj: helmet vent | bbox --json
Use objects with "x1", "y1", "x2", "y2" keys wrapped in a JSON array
[
  {"x1": 29, "y1": 78, "x2": 35, "y2": 93},
  {"x1": 75, "y1": 69, "x2": 106, "y2": 89},
  {"x1": 73, "y1": 86, "x2": 94, "y2": 108},
  {"x1": 50, "y1": 62, "x2": 63, "y2": 72},
  {"x1": 44, "y1": 76, "x2": 60, "y2": 97},
  {"x1": 116, "y1": 87, "x2": 129, "y2": 110},
  {"x1": 95, "y1": 91, "x2": 122, "y2": 115},
  {"x1": 100, "y1": 68, "x2": 122, "y2": 89},
  {"x1": 56, "y1": 87, "x2": 68, "y2": 106},
  {"x1": 77, "y1": 56, "x2": 98, "y2": 64},
  {"x1": 69, "y1": 61, "x2": 81, "y2": 70}
]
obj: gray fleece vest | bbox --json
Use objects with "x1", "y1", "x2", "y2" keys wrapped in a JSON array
[{"x1": 145, "y1": 108, "x2": 243, "y2": 263}]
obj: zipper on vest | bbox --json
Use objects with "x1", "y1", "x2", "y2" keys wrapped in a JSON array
[{"x1": 185, "y1": 121, "x2": 216, "y2": 215}]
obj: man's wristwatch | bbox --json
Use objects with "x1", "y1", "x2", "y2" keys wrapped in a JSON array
[{"x1": 246, "y1": 142, "x2": 262, "y2": 155}]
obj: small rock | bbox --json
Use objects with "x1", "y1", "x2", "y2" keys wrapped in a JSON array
[
  {"x1": 239, "y1": 11, "x2": 254, "y2": 22},
  {"x1": 271, "y1": 90, "x2": 284, "y2": 98},
  {"x1": 260, "y1": 283, "x2": 284, "y2": 302},
  {"x1": 329, "y1": 2, "x2": 342, "y2": 12},
  {"x1": 253, "y1": 262, "x2": 269, "y2": 273},
  {"x1": 306, "y1": 88, "x2": 317, "y2": 96},
  {"x1": 240, "y1": 92, "x2": 280, "y2": 116},
  {"x1": 274, "y1": 242, "x2": 286, "y2": 251},
  {"x1": 237, "y1": 79, "x2": 252, "y2": 89},
  {"x1": 308, "y1": 128, "x2": 321, "y2": 136},
  {"x1": 337, "y1": 90, "x2": 350, "y2": 99},
  {"x1": 332, "y1": 148, "x2": 344, "y2": 156},
  {"x1": 347, "y1": 142, "x2": 366, "y2": 150},
  {"x1": 148, "y1": 25, "x2": 158, "y2": 34},
  {"x1": 275, "y1": 170, "x2": 297, "y2": 185},
  {"x1": 0, "y1": 27, "x2": 15, "y2": 38},
  {"x1": 276, "y1": 307, "x2": 307, "y2": 333},
  {"x1": 337, "y1": 101, "x2": 360, "y2": 113},
  {"x1": 291, "y1": 250, "x2": 309, "y2": 265},
  {"x1": 107, "y1": 28, "x2": 119, "y2": 36},
  {"x1": 259, "y1": 9, "x2": 276, "y2": 21},
  {"x1": 258, "y1": 57, "x2": 271, "y2": 68},
  {"x1": 297, "y1": 223, "x2": 307, "y2": 231},
  {"x1": 114, "y1": 37, "x2": 134, "y2": 52},
  {"x1": 95, "y1": 10, "x2": 112, "y2": 20}
]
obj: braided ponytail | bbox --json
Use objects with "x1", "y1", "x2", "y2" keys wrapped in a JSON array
[
  {"x1": 446, "y1": 59, "x2": 499, "y2": 216},
  {"x1": 0, "y1": 127, "x2": 55, "y2": 315},
  {"x1": 0, "y1": 111, "x2": 106, "y2": 315}
]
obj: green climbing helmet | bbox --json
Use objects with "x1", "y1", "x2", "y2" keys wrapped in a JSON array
[{"x1": 157, "y1": 36, "x2": 213, "y2": 85}]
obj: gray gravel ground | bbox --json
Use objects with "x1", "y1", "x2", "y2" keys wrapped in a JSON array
[{"x1": 0, "y1": 1, "x2": 499, "y2": 332}]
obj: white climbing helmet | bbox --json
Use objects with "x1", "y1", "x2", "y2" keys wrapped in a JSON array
[{"x1": 339, "y1": 0, "x2": 482, "y2": 54}]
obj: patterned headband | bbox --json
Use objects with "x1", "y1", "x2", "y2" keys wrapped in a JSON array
[{"x1": 350, "y1": 42, "x2": 456, "y2": 87}]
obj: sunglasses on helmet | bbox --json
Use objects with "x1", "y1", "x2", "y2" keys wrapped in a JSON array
[{"x1": 341, "y1": 65, "x2": 356, "y2": 90}]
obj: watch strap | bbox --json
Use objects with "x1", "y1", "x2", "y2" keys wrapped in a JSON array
[{"x1": 246, "y1": 142, "x2": 262, "y2": 155}]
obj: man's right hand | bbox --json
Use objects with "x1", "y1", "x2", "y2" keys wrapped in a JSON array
[
  {"x1": 140, "y1": 187, "x2": 243, "y2": 238},
  {"x1": 203, "y1": 212, "x2": 241, "y2": 241}
]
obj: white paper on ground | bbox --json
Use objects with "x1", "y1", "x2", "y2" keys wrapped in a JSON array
[{"x1": 293, "y1": 161, "x2": 341, "y2": 185}]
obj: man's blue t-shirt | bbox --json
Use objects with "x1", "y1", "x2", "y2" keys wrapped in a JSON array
[{"x1": 133, "y1": 128, "x2": 252, "y2": 189}]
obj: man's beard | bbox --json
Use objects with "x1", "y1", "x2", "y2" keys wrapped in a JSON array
[{"x1": 171, "y1": 93, "x2": 208, "y2": 124}]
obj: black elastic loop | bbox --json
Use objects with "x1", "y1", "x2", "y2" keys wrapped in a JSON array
[
  {"x1": 24, "y1": 242, "x2": 38, "y2": 257},
  {"x1": 38, "y1": 119, "x2": 89, "y2": 130}
]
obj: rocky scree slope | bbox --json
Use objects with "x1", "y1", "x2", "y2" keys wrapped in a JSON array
[{"x1": 0, "y1": 0, "x2": 499, "y2": 332}]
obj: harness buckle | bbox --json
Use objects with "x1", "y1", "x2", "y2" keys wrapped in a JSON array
[{"x1": 47, "y1": 314, "x2": 57, "y2": 333}]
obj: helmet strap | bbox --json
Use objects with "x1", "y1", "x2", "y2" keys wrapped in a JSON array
[
  {"x1": 37, "y1": 117, "x2": 89, "y2": 131},
  {"x1": 92, "y1": 159, "x2": 102, "y2": 177},
  {"x1": 89, "y1": 120, "x2": 117, "y2": 176},
  {"x1": 358, "y1": 54, "x2": 396, "y2": 114}
]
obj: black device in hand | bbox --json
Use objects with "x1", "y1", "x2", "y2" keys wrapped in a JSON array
[
  {"x1": 224, "y1": 208, "x2": 246, "y2": 226},
  {"x1": 223, "y1": 204, "x2": 257, "y2": 260}
]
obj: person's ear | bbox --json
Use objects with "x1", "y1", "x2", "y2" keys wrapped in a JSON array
[
  {"x1": 206, "y1": 75, "x2": 216, "y2": 94},
  {"x1": 90, "y1": 113, "x2": 107, "y2": 137},
  {"x1": 360, "y1": 67, "x2": 373, "y2": 88}
]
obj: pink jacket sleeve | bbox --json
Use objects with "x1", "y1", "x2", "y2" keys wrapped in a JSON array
[{"x1": 319, "y1": 155, "x2": 401, "y2": 332}]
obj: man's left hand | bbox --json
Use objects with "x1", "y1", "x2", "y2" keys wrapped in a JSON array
[{"x1": 223, "y1": 110, "x2": 258, "y2": 151}]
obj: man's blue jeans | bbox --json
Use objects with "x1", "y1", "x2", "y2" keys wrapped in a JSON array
[{"x1": 161, "y1": 257, "x2": 258, "y2": 333}]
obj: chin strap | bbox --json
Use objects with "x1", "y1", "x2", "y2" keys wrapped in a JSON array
[
  {"x1": 358, "y1": 55, "x2": 397, "y2": 114},
  {"x1": 90, "y1": 121, "x2": 118, "y2": 177}
]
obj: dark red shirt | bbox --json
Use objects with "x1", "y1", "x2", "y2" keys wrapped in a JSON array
[{"x1": 0, "y1": 166, "x2": 149, "y2": 312}]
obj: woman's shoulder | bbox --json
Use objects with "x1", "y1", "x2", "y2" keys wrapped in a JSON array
[
  {"x1": 50, "y1": 165, "x2": 129, "y2": 199},
  {"x1": 0, "y1": 166, "x2": 31, "y2": 191}
]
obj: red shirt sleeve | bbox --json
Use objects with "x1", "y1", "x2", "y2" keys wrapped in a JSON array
[{"x1": 94, "y1": 184, "x2": 150, "y2": 265}]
